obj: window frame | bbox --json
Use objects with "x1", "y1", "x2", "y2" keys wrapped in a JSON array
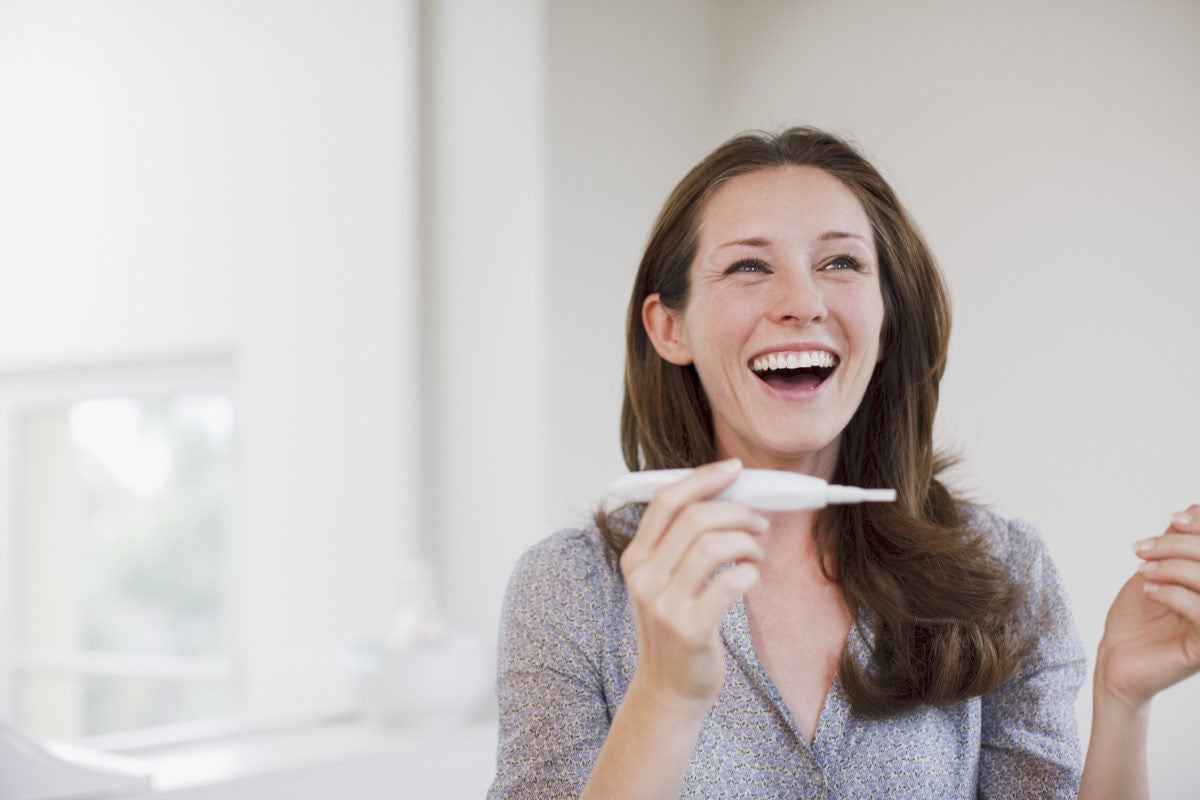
[{"x1": 0, "y1": 352, "x2": 242, "y2": 736}]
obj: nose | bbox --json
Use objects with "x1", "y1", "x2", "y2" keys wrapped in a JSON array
[{"x1": 767, "y1": 266, "x2": 827, "y2": 326}]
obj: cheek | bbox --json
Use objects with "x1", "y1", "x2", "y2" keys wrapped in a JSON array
[
  {"x1": 840, "y1": 290, "x2": 886, "y2": 358},
  {"x1": 683, "y1": 294, "x2": 753, "y2": 359}
]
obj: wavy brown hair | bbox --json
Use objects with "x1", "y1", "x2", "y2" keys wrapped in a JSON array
[{"x1": 599, "y1": 127, "x2": 1025, "y2": 718}]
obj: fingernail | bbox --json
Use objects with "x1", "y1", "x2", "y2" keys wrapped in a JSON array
[
  {"x1": 1137, "y1": 560, "x2": 1157, "y2": 574},
  {"x1": 1142, "y1": 582, "x2": 1161, "y2": 594},
  {"x1": 1134, "y1": 538, "x2": 1155, "y2": 553},
  {"x1": 718, "y1": 458, "x2": 742, "y2": 472},
  {"x1": 1171, "y1": 512, "x2": 1194, "y2": 527}
]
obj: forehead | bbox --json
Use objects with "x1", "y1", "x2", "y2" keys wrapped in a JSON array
[{"x1": 697, "y1": 165, "x2": 873, "y2": 245}]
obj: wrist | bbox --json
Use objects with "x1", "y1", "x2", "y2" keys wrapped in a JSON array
[
  {"x1": 1091, "y1": 666, "x2": 1151, "y2": 731},
  {"x1": 583, "y1": 675, "x2": 712, "y2": 800},
  {"x1": 624, "y1": 672, "x2": 717, "y2": 729},
  {"x1": 1092, "y1": 636, "x2": 1153, "y2": 714},
  {"x1": 1081, "y1": 674, "x2": 1151, "y2": 800}
]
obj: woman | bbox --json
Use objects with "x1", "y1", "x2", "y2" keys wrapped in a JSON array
[{"x1": 488, "y1": 128, "x2": 1200, "y2": 799}]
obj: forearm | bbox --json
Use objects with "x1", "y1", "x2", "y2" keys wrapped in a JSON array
[
  {"x1": 1077, "y1": 685, "x2": 1150, "y2": 800},
  {"x1": 581, "y1": 678, "x2": 707, "y2": 800}
]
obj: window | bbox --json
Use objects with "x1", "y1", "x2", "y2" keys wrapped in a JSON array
[
  {"x1": 0, "y1": 355, "x2": 238, "y2": 740},
  {"x1": 0, "y1": 0, "x2": 420, "y2": 746}
]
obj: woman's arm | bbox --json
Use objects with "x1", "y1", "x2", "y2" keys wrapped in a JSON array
[
  {"x1": 1078, "y1": 686, "x2": 1150, "y2": 800},
  {"x1": 489, "y1": 460, "x2": 766, "y2": 799},
  {"x1": 578, "y1": 676, "x2": 712, "y2": 800},
  {"x1": 582, "y1": 459, "x2": 766, "y2": 800},
  {"x1": 488, "y1": 530, "x2": 617, "y2": 799},
  {"x1": 1078, "y1": 506, "x2": 1200, "y2": 800}
]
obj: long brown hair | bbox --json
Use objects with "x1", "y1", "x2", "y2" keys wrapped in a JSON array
[{"x1": 600, "y1": 127, "x2": 1025, "y2": 717}]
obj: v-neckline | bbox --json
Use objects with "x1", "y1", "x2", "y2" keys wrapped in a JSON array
[{"x1": 721, "y1": 597, "x2": 864, "y2": 749}]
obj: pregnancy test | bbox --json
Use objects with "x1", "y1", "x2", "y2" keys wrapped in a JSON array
[{"x1": 606, "y1": 468, "x2": 897, "y2": 511}]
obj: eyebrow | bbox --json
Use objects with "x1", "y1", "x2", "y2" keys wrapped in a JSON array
[
  {"x1": 713, "y1": 231, "x2": 871, "y2": 251},
  {"x1": 819, "y1": 231, "x2": 870, "y2": 244},
  {"x1": 712, "y1": 236, "x2": 770, "y2": 251}
]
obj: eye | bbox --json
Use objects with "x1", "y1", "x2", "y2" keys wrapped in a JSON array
[
  {"x1": 725, "y1": 258, "x2": 771, "y2": 275},
  {"x1": 820, "y1": 254, "x2": 863, "y2": 271}
]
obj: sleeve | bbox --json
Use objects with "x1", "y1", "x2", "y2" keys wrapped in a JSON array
[
  {"x1": 487, "y1": 530, "x2": 615, "y2": 800},
  {"x1": 977, "y1": 517, "x2": 1087, "y2": 800}
]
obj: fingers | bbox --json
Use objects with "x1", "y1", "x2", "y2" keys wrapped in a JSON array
[
  {"x1": 1140, "y1": 581, "x2": 1200, "y2": 625},
  {"x1": 620, "y1": 459, "x2": 768, "y2": 640},
  {"x1": 638, "y1": 535, "x2": 763, "y2": 645},
  {"x1": 1168, "y1": 505, "x2": 1200, "y2": 534},
  {"x1": 1135, "y1": 507, "x2": 1200, "y2": 562},
  {"x1": 624, "y1": 459, "x2": 743, "y2": 561},
  {"x1": 668, "y1": 530, "x2": 763, "y2": 596},
  {"x1": 622, "y1": 459, "x2": 765, "y2": 578},
  {"x1": 1136, "y1": 505, "x2": 1200, "y2": 622},
  {"x1": 624, "y1": 503, "x2": 767, "y2": 607},
  {"x1": 1134, "y1": 505, "x2": 1200, "y2": 560},
  {"x1": 692, "y1": 562, "x2": 761, "y2": 626},
  {"x1": 646, "y1": 502, "x2": 767, "y2": 586}
]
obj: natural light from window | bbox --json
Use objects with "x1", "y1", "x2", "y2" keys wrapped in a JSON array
[{"x1": 13, "y1": 391, "x2": 235, "y2": 740}]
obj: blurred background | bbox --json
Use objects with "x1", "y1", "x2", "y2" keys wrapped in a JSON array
[{"x1": 0, "y1": 0, "x2": 1197, "y2": 796}]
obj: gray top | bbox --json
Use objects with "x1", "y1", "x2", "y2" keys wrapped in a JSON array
[{"x1": 489, "y1": 506, "x2": 1086, "y2": 799}]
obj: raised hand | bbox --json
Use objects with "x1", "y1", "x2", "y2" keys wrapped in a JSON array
[
  {"x1": 1096, "y1": 505, "x2": 1200, "y2": 707},
  {"x1": 618, "y1": 458, "x2": 768, "y2": 713}
]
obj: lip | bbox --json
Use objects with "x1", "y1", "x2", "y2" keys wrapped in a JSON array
[
  {"x1": 746, "y1": 343, "x2": 840, "y2": 367},
  {"x1": 747, "y1": 343, "x2": 840, "y2": 399}
]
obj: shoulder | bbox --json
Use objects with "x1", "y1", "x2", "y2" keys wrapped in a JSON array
[
  {"x1": 971, "y1": 508, "x2": 1086, "y2": 788},
  {"x1": 962, "y1": 505, "x2": 1080, "y2": 639},
  {"x1": 502, "y1": 506, "x2": 639, "y2": 617},
  {"x1": 961, "y1": 505, "x2": 1057, "y2": 577},
  {"x1": 964, "y1": 505, "x2": 1085, "y2": 667},
  {"x1": 509, "y1": 510, "x2": 629, "y2": 587},
  {"x1": 497, "y1": 509, "x2": 640, "y2": 681}
]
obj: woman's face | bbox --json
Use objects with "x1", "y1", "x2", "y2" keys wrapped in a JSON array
[{"x1": 644, "y1": 165, "x2": 885, "y2": 477}]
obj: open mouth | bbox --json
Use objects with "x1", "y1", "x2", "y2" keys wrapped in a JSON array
[{"x1": 749, "y1": 351, "x2": 838, "y2": 390}]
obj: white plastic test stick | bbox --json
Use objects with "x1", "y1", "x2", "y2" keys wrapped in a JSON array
[{"x1": 606, "y1": 468, "x2": 896, "y2": 511}]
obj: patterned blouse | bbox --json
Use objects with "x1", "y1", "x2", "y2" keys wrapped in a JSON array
[{"x1": 488, "y1": 506, "x2": 1087, "y2": 799}]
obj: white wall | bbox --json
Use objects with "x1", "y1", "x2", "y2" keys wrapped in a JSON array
[
  {"x1": 543, "y1": 0, "x2": 722, "y2": 530},
  {"x1": 0, "y1": 0, "x2": 419, "y2": 719},
  {"x1": 420, "y1": 0, "x2": 550, "y2": 637},
  {"x1": 541, "y1": 0, "x2": 1200, "y2": 794},
  {"x1": 428, "y1": 0, "x2": 723, "y2": 638}
]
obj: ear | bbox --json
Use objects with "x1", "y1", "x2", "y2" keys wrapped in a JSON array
[{"x1": 642, "y1": 293, "x2": 693, "y2": 366}]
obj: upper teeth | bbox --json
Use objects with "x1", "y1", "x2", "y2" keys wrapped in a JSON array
[{"x1": 751, "y1": 351, "x2": 837, "y2": 372}]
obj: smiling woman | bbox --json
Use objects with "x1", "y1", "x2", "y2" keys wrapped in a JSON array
[
  {"x1": 487, "y1": 127, "x2": 1200, "y2": 800},
  {"x1": 642, "y1": 165, "x2": 885, "y2": 479}
]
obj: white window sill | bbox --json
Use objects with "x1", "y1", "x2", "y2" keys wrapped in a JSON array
[{"x1": 108, "y1": 715, "x2": 497, "y2": 800}]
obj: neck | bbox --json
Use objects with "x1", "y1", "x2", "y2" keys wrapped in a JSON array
[
  {"x1": 756, "y1": 509, "x2": 829, "y2": 583},
  {"x1": 717, "y1": 440, "x2": 841, "y2": 483}
]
